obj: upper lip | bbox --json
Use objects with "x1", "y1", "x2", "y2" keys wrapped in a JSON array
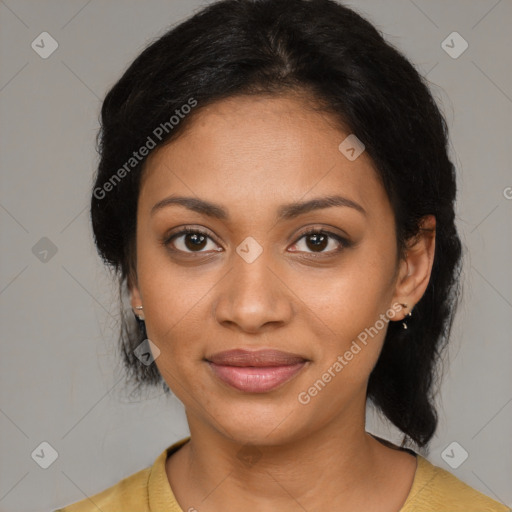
[{"x1": 206, "y1": 349, "x2": 307, "y2": 367}]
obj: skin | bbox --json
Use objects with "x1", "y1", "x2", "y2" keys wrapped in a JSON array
[{"x1": 130, "y1": 93, "x2": 436, "y2": 512}]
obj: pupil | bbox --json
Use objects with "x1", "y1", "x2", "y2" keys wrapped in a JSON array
[
  {"x1": 307, "y1": 233, "x2": 327, "y2": 252},
  {"x1": 185, "y1": 233, "x2": 207, "y2": 251}
]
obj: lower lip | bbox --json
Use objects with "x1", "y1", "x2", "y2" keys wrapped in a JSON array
[{"x1": 207, "y1": 362, "x2": 307, "y2": 393}]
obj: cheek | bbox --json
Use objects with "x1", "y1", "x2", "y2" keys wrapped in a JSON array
[
  {"x1": 137, "y1": 231, "x2": 207, "y2": 313},
  {"x1": 294, "y1": 244, "x2": 397, "y2": 383},
  {"x1": 135, "y1": 242, "x2": 210, "y2": 365},
  {"x1": 299, "y1": 251, "x2": 396, "y2": 337}
]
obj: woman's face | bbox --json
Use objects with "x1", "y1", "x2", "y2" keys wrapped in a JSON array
[{"x1": 131, "y1": 94, "x2": 419, "y2": 445}]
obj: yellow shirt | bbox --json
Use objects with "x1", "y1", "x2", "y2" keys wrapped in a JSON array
[{"x1": 55, "y1": 437, "x2": 509, "y2": 512}]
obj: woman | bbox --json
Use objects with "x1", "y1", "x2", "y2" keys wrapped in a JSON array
[{"x1": 56, "y1": 0, "x2": 509, "y2": 510}]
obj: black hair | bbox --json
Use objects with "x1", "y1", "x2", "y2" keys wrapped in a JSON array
[{"x1": 90, "y1": 0, "x2": 462, "y2": 448}]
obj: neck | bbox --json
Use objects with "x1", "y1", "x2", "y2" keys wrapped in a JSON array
[{"x1": 165, "y1": 401, "x2": 415, "y2": 511}]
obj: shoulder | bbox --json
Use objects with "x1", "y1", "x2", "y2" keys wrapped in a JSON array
[
  {"x1": 54, "y1": 465, "x2": 152, "y2": 512},
  {"x1": 53, "y1": 437, "x2": 191, "y2": 512},
  {"x1": 401, "y1": 455, "x2": 510, "y2": 512}
]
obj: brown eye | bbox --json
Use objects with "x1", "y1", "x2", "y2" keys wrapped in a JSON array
[
  {"x1": 183, "y1": 232, "x2": 207, "y2": 251},
  {"x1": 290, "y1": 229, "x2": 349, "y2": 255},
  {"x1": 165, "y1": 228, "x2": 222, "y2": 253},
  {"x1": 304, "y1": 232, "x2": 329, "y2": 252}
]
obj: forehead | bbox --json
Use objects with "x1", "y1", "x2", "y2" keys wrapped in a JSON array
[{"x1": 140, "y1": 94, "x2": 390, "y2": 220}]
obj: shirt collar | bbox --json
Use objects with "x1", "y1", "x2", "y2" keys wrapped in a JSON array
[{"x1": 148, "y1": 436, "x2": 191, "y2": 512}]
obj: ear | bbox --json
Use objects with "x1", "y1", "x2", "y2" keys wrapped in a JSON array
[
  {"x1": 390, "y1": 215, "x2": 436, "y2": 320},
  {"x1": 128, "y1": 273, "x2": 144, "y2": 320}
]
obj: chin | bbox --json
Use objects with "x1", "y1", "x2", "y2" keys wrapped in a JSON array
[{"x1": 206, "y1": 398, "x2": 310, "y2": 446}]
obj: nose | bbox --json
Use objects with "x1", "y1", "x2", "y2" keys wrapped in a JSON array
[{"x1": 212, "y1": 249, "x2": 294, "y2": 334}]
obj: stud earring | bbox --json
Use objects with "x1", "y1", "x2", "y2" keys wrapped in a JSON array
[{"x1": 134, "y1": 305, "x2": 144, "y2": 321}]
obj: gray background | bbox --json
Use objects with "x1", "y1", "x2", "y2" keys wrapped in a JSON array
[{"x1": 0, "y1": 1, "x2": 511, "y2": 510}]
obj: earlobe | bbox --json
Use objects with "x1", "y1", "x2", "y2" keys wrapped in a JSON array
[
  {"x1": 129, "y1": 276, "x2": 145, "y2": 321},
  {"x1": 391, "y1": 215, "x2": 436, "y2": 320}
]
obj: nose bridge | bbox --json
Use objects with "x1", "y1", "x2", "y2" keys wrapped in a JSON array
[{"x1": 213, "y1": 243, "x2": 293, "y2": 331}]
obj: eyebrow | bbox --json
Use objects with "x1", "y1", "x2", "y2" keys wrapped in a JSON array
[{"x1": 150, "y1": 194, "x2": 366, "y2": 220}]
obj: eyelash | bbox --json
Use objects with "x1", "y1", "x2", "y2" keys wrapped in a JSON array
[{"x1": 162, "y1": 226, "x2": 351, "y2": 256}]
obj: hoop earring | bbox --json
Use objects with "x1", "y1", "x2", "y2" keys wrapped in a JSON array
[{"x1": 399, "y1": 303, "x2": 412, "y2": 329}]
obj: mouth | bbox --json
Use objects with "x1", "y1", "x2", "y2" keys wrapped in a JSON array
[{"x1": 205, "y1": 349, "x2": 309, "y2": 393}]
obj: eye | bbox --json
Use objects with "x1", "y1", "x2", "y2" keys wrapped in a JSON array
[
  {"x1": 289, "y1": 228, "x2": 349, "y2": 255},
  {"x1": 163, "y1": 227, "x2": 350, "y2": 256},
  {"x1": 164, "y1": 227, "x2": 222, "y2": 253}
]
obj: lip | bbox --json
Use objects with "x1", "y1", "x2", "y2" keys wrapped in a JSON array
[
  {"x1": 207, "y1": 349, "x2": 307, "y2": 366},
  {"x1": 205, "y1": 349, "x2": 308, "y2": 393}
]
